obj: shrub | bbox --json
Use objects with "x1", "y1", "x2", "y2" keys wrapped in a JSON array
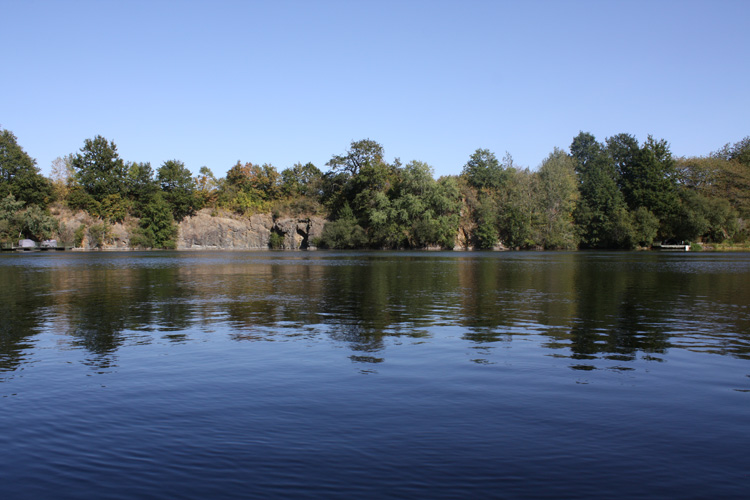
[
  {"x1": 269, "y1": 232, "x2": 284, "y2": 249},
  {"x1": 88, "y1": 223, "x2": 109, "y2": 249},
  {"x1": 74, "y1": 224, "x2": 86, "y2": 248}
]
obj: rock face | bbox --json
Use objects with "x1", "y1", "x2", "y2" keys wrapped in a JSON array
[
  {"x1": 272, "y1": 216, "x2": 326, "y2": 250},
  {"x1": 177, "y1": 209, "x2": 326, "y2": 250}
]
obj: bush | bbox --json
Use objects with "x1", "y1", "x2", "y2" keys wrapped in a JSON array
[
  {"x1": 269, "y1": 232, "x2": 284, "y2": 249},
  {"x1": 88, "y1": 223, "x2": 109, "y2": 249},
  {"x1": 631, "y1": 207, "x2": 660, "y2": 247},
  {"x1": 318, "y1": 204, "x2": 368, "y2": 249},
  {"x1": 74, "y1": 224, "x2": 86, "y2": 248},
  {"x1": 97, "y1": 194, "x2": 130, "y2": 223},
  {"x1": 67, "y1": 186, "x2": 96, "y2": 212},
  {"x1": 318, "y1": 218, "x2": 368, "y2": 249}
]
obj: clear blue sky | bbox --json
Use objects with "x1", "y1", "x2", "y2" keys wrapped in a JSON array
[{"x1": 2, "y1": 0, "x2": 748, "y2": 178}]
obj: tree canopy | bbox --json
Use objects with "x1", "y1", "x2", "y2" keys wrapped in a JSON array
[
  {"x1": 1, "y1": 127, "x2": 747, "y2": 250},
  {"x1": 71, "y1": 135, "x2": 129, "y2": 202},
  {"x1": 0, "y1": 129, "x2": 52, "y2": 207}
]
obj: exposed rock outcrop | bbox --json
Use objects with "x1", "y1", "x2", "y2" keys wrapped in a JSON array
[
  {"x1": 176, "y1": 209, "x2": 326, "y2": 250},
  {"x1": 271, "y1": 216, "x2": 326, "y2": 250},
  {"x1": 51, "y1": 206, "x2": 327, "y2": 251}
]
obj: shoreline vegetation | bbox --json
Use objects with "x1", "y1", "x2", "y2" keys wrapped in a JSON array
[{"x1": 1, "y1": 129, "x2": 749, "y2": 252}]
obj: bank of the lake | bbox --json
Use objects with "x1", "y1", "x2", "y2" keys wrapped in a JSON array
[{"x1": 41, "y1": 207, "x2": 749, "y2": 253}]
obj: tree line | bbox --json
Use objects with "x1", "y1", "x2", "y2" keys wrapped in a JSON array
[{"x1": 1, "y1": 127, "x2": 748, "y2": 249}]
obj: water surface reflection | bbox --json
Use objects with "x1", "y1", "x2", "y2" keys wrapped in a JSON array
[{"x1": 2, "y1": 251, "x2": 749, "y2": 374}]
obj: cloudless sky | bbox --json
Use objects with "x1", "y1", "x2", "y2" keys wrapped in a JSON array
[{"x1": 2, "y1": 0, "x2": 748, "y2": 178}]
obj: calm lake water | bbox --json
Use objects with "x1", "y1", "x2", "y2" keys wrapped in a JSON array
[{"x1": 1, "y1": 251, "x2": 749, "y2": 499}]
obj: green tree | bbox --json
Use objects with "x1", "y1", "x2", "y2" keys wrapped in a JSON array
[
  {"x1": 130, "y1": 192, "x2": 178, "y2": 249},
  {"x1": 0, "y1": 194, "x2": 25, "y2": 243},
  {"x1": 221, "y1": 161, "x2": 281, "y2": 213},
  {"x1": 473, "y1": 195, "x2": 499, "y2": 249},
  {"x1": 20, "y1": 204, "x2": 59, "y2": 241},
  {"x1": 630, "y1": 206, "x2": 660, "y2": 247},
  {"x1": 318, "y1": 203, "x2": 367, "y2": 249},
  {"x1": 98, "y1": 194, "x2": 130, "y2": 223},
  {"x1": 428, "y1": 176, "x2": 462, "y2": 248},
  {"x1": 713, "y1": 136, "x2": 750, "y2": 166},
  {"x1": 571, "y1": 132, "x2": 629, "y2": 248},
  {"x1": 497, "y1": 168, "x2": 540, "y2": 249},
  {"x1": 87, "y1": 222, "x2": 109, "y2": 249},
  {"x1": 0, "y1": 129, "x2": 52, "y2": 207},
  {"x1": 665, "y1": 190, "x2": 738, "y2": 243},
  {"x1": 157, "y1": 160, "x2": 201, "y2": 221},
  {"x1": 71, "y1": 135, "x2": 128, "y2": 202},
  {"x1": 195, "y1": 166, "x2": 220, "y2": 207},
  {"x1": 607, "y1": 133, "x2": 678, "y2": 221},
  {"x1": 281, "y1": 162, "x2": 323, "y2": 198},
  {"x1": 327, "y1": 139, "x2": 385, "y2": 176},
  {"x1": 709, "y1": 138, "x2": 750, "y2": 218},
  {"x1": 461, "y1": 148, "x2": 510, "y2": 191},
  {"x1": 127, "y1": 162, "x2": 158, "y2": 216},
  {"x1": 537, "y1": 149, "x2": 579, "y2": 249}
]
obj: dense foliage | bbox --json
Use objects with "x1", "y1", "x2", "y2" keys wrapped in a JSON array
[{"x1": 1, "y1": 126, "x2": 748, "y2": 250}]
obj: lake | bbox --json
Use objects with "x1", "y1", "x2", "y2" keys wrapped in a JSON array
[{"x1": 1, "y1": 251, "x2": 749, "y2": 499}]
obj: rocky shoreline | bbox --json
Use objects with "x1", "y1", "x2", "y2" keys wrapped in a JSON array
[
  {"x1": 177, "y1": 210, "x2": 326, "y2": 250},
  {"x1": 52, "y1": 208, "x2": 327, "y2": 251}
]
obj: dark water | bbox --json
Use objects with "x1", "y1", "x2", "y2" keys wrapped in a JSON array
[{"x1": 1, "y1": 251, "x2": 749, "y2": 499}]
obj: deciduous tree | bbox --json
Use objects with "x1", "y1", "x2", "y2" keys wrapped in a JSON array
[
  {"x1": 157, "y1": 160, "x2": 201, "y2": 221},
  {"x1": 71, "y1": 136, "x2": 128, "y2": 202},
  {"x1": 0, "y1": 129, "x2": 52, "y2": 207}
]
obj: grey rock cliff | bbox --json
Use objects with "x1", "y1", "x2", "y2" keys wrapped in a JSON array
[{"x1": 177, "y1": 209, "x2": 326, "y2": 250}]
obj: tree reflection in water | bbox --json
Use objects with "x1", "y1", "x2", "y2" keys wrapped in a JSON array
[{"x1": 1, "y1": 252, "x2": 749, "y2": 374}]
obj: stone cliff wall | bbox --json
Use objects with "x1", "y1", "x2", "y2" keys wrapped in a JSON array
[
  {"x1": 53, "y1": 207, "x2": 482, "y2": 251},
  {"x1": 176, "y1": 209, "x2": 326, "y2": 250},
  {"x1": 53, "y1": 207, "x2": 326, "y2": 250}
]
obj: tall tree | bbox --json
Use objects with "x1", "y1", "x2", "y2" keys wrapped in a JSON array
[
  {"x1": 0, "y1": 129, "x2": 52, "y2": 207},
  {"x1": 130, "y1": 192, "x2": 178, "y2": 249},
  {"x1": 157, "y1": 160, "x2": 201, "y2": 221},
  {"x1": 195, "y1": 166, "x2": 220, "y2": 207},
  {"x1": 710, "y1": 137, "x2": 750, "y2": 218},
  {"x1": 607, "y1": 133, "x2": 678, "y2": 220},
  {"x1": 571, "y1": 132, "x2": 630, "y2": 248},
  {"x1": 281, "y1": 162, "x2": 322, "y2": 198},
  {"x1": 537, "y1": 149, "x2": 579, "y2": 249},
  {"x1": 127, "y1": 162, "x2": 158, "y2": 217},
  {"x1": 713, "y1": 136, "x2": 750, "y2": 166},
  {"x1": 327, "y1": 139, "x2": 385, "y2": 176},
  {"x1": 461, "y1": 148, "x2": 510, "y2": 191},
  {"x1": 71, "y1": 136, "x2": 128, "y2": 202}
]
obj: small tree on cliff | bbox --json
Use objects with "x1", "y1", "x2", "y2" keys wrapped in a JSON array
[{"x1": 130, "y1": 193, "x2": 178, "y2": 249}]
